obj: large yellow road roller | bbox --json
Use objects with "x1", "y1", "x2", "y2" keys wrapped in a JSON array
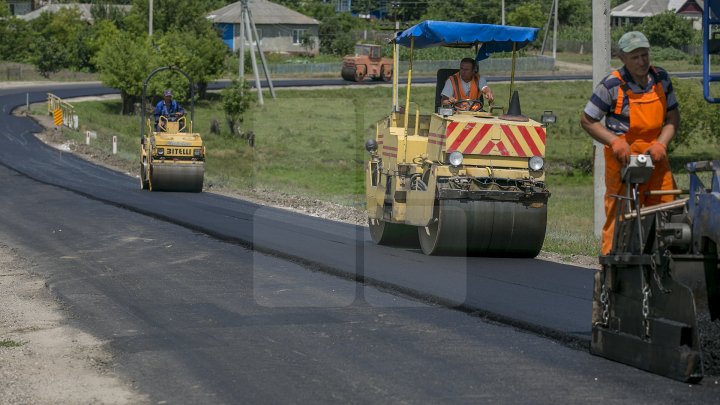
[
  {"x1": 140, "y1": 66, "x2": 205, "y2": 192},
  {"x1": 365, "y1": 21, "x2": 554, "y2": 256}
]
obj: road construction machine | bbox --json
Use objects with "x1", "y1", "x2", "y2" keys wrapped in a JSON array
[
  {"x1": 590, "y1": 1, "x2": 720, "y2": 382},
  {"x1": 364, "y1": 21, "x2": 554, "y2": 256},
  {"x1": 140, "y1": 66, "x2": 205, "y2": 192},
  {"x1": 341, "y1": 44, "x2": 393, "y2": 82}
]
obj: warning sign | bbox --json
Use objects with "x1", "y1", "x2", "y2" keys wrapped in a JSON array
[{"x1": 53, "y1": 108, "x2": 62, "y2": 126}]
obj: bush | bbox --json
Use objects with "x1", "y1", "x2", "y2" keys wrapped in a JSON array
[{"x1": 652, "y1": 47, "x2": 689, "y2": 62}]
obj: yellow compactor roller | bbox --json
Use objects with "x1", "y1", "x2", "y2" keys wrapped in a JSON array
[
  {"x1": 139, "y1": 66, "x2": 204, "y2": 192},
  {"x1": 365, "y1": 21, "x2": 554, "y2": 256}
]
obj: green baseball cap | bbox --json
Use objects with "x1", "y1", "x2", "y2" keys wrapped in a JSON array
[{"x1": 618, "y1": 31, "x2": 650, "y2": 53}]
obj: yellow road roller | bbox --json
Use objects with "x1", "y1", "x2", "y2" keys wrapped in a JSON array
[
  {"x1": 140, "y1": 66, "x2": 205, "y2": 192},
  {"x1": 365, "y1": 21, "x2": 554, "y2": 256}
]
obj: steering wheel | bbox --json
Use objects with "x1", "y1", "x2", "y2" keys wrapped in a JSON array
[{"x1": 451, "y1": 98, "x2": 484, "y2": 112}]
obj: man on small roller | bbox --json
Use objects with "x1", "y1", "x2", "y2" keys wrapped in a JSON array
[
  {"x1": 154, "y1": 89, "x2": 185, "y2": 131},
  {"x1": 440, "y1": 57, "x2": 494, "y2": 111}
]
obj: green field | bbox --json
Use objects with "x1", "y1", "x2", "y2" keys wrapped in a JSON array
[{"x1": 46, "y1": 79, "x2": 720, "y2": 257}]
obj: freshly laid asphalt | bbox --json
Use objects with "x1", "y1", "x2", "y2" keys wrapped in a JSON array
[{"x1": 1, "y1": 83, "x2": 718, "y2": 402}]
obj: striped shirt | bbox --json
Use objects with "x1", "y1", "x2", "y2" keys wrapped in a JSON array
[{"x1": 583, "y1": 66, "x2": 678, "y2": 135}]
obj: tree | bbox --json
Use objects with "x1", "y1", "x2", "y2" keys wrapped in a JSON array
[
  {"x1": 29, "y1": 8, "x2": 90, "y2": 73},
  {"x1": 507, "y1": 2, "x2": 546, "y2": 28},
  {"x1": 0, "y1": 17, "x2": 36, "y2": 63},
  {"x1": 222, "y1": 79, "x2": 254, "y2": 136},
  {"x1": 639, "y1": 11, "x2": 695, "y2": 49},
  {"x1": 94, "y1": 28, "x2": 158, "y2": 114},
  {"x1": 153, "y1": 28, "x2": 229, "y2": 98}
]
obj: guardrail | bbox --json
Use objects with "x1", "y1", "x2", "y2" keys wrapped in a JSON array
[{"x1": 47, "y1": 93, "x2": 78, "y2": 130}]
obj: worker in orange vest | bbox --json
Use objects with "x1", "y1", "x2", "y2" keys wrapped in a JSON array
[
  {"x1": 580, "y1": 31, "x2": 680, "y2": 255},
  {"x1": 441, "y1": 57, "x2": 494, "y2": 111}
]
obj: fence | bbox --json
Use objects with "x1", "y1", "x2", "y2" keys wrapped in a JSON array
[
  {"x1": 47, "y1": 93, "x2": 78, "y2": 130},
  {"x1": 268, "y1": 56, "x2": 556, "y2": 76}
]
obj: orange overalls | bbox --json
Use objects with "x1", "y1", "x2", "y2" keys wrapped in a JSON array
[
  {"x1": 601, "y1": 69, "x2": 676, "y2": 255},
  {"x1": 449, "y1": 73, "x2": 482, "y2": 111}
]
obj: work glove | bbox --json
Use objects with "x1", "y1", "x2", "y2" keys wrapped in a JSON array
[
  {"x1": 645, "y1": 142, "x2": 667, "y2": 162},
  {"x1": 610, "y1": 137, "x2": 631, "y2": 166}
]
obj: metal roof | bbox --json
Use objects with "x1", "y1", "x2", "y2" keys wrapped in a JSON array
[
  {"x1": 611, "y1": 0, "x2": 670, "y2": 17},
  {"x1": 18, "y1": 3, "x2": 131, "y2": 23},
  {"x1": 207, "y1": 0, "x2": 319, "y2": 26}
]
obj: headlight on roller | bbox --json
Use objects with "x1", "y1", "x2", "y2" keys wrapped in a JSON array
[
  {"x1": 193, "y1": 148, "x2": 202, "y2": 157},
  {"x1": 529, "y1": 156, "x2": 544, "y2": 171},
  {"x1": 157, "y1": 148, "x2": 164, "y2": 156},
  {"x1": 448, "y1": 151, "x2": 464, "y2": 167}
]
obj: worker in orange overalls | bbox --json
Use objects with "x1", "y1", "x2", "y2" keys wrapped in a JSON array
[
  {"x1": 580, "y1": 31, "x2": 680, "y2": 255},
  {"x1": 440, "y1": 57, "x2": 495, "y2": 111}
]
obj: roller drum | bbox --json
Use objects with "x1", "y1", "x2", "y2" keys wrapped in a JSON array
[
  {"x1": 341, "y1": 66, "x2": 359, "y2": 82},
  {"x1": 150, "y1": 163, "x2": 204, "y2": 192},
  {"x1": 419, "y1": 199, "x2": 547, "y2": 257},
  {"x1": 368, "y1": 218, "x2": 419, "y2": 247}
]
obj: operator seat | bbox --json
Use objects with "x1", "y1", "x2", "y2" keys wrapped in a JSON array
[{"x1": 435, "y1": 68, "x2": 458, "y2": 111}]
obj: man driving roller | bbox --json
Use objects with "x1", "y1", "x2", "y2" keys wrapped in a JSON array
[
  {"x1": 154, "y1": 89, "x2": 185, "y2": 131},
  {"x1": 440, "y1": 57, "x2": 495, "y2": 111}
]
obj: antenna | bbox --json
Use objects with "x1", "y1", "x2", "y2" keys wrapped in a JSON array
[{"x1": 239, "y1": 0, "x2": 276, "y2": 105}]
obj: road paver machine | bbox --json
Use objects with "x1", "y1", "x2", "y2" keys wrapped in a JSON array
[
  {"x1": 364, "y1": 21, "x2": 555, "y2": 256},
  {"x1": 590, "y1": 1, "x2": 720, "y2": 382},
  {"x1": 140, "y1": 66, "x2": 205, "y2": 192}
]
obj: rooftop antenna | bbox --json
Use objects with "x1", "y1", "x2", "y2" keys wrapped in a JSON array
[{"x1": 239, "y1": 0, "x2": 276, "y2": 105}]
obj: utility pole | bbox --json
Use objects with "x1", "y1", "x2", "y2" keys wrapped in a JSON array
[
  {"x1": 239, "y1": 0, "x2": 275, "y2": 105},
  {"x1": 540, "y1": 0, "x2": 558, "y2": 58},
  {"x1": 592, "y1": 0, "x2": 612, "y2": 238},
  {"x1": 148, "y1": 0, "x2": 153, "y2": 36},
  {"x1": 502, "y1": 0, "x2": 505, "y2": 25}
]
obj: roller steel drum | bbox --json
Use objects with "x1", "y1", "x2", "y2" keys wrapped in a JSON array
[
  {"x1": 418, "y1": 200, "x2": 547, "y2": 257},
  {"x1": 368, "y1": 218, "x2": 419, "y2": 247},
  {"x1": 149, "y1": 163, "x2": 204, "y2": 192},
  {"x1": 341, "y1": 66, "x2": 362, "y2": 82}
]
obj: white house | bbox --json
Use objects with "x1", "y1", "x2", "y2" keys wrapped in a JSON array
[{"x1": 208, "y1": 0, "x2": 320, "y2": 56}]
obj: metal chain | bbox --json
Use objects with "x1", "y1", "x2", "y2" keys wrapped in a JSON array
[
  {"x1": 600, "y1": 284, "x2": 610, "y2": 326},
  {"x1": 642, "y1": 282, "x2": 651, "y2": 337}
]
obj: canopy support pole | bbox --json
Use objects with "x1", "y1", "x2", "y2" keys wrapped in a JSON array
[
  {"x1": 509, "y1": 42, "x2": 517, "y2": 101},
  {"x1": 403, "y1": 37, "x2": 414, "y2": 135}
]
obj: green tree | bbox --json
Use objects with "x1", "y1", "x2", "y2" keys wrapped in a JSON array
[
  {"x1": 639, "y1": 11, "x2": 695, "y2": 49},
  {"x1": 29, "y1": 8, "x2": 90, "y2": 72},
  {"x1": 0, "y1": 17, "x2": 36, "y2": 63},
  {"x1": 153, "y1": 28, "x2": 229, "y2": 98},
  {"x1": 222, "y1": 79, "x2": 254, "y2": 136},
  {"x1": 0, "y1": 0, "x2": 9, "y2": 18},
  {"x1": 126, "y1": 0, "x2": 227, "y2": 36},
  {"x1": 507, "y1": 2, "x2": 546, "y2": 28},
  {"x1": 94, "y1": 28, "x2": 157, "y2": 114}
]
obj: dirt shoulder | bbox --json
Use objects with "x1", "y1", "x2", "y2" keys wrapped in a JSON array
[{"x1": 0, "y1": 242, "x2": 148, "y2": 405}]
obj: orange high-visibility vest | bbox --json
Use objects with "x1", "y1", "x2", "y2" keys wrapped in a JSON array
[
  {"x1": 449, "y1": 73, "x2": 482, "y2": 111},
  {"x1": 601, "y1": 68, "x2": 676, "y2": 255}
]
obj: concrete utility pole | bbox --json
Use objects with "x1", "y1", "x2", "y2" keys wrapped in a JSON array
[
  {"x1": 238, "y1": 0, "x2": 276, "y2": 105},
  {"x1": 502, "y1": 0, "x2": 505, "y2": 25},
  {"x1": 148, "y1": 0, "x2": 153, "y2": 36},
  {"x1": 592, "y1": 0, "x2": 612, "y2": 238}
]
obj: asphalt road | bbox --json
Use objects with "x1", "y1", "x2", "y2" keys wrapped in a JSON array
[{"x1": 1, "y1": 83, "x2": 719, "y2": 402}]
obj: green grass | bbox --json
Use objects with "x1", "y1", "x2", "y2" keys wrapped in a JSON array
[
  {"x1": 59, "y1": 79, "x2": 720, "y2": 257},
  {"x1": 0, "y1": 339, "x2": 24, "y2": 348}
]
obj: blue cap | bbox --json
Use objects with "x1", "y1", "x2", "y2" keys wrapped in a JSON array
[{"x1": 163, "y1": 89, "x2": 172, "y2": 97}]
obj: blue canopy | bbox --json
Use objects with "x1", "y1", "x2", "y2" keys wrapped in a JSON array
[{"x1": 393, "y1": 21, "x2": 539, "y2": 61}]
